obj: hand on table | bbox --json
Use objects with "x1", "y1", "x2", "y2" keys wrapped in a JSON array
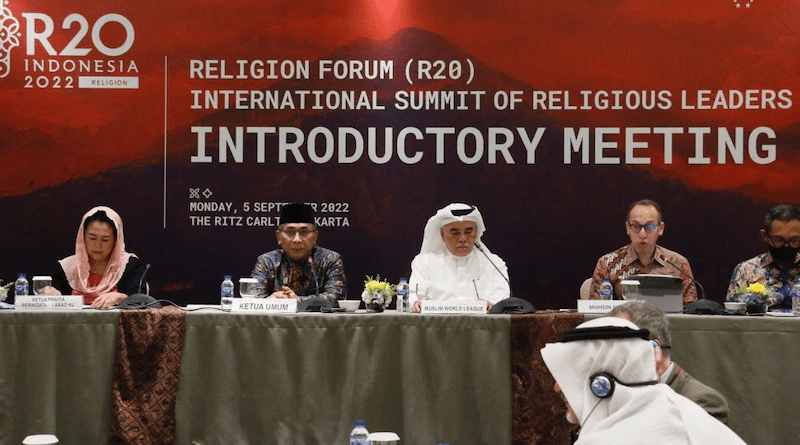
[
  {"x1": 269, "y1": 286, "x2": 301, "y2": 302},
  {"x1": 92, "y1": 292, "x2": 127, "y2": 309}
]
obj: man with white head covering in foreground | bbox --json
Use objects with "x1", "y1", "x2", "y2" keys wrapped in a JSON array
[
  {"x1": 540, "y1": 317, "x2": 747, "y2": 445},
  {"x1": 408, "y1": 203, "x2": 510, "y2": 312}
]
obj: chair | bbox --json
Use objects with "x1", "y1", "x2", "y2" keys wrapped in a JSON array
[{"x1": 579, "y1": 278, "x2": 592, "y2": 300}]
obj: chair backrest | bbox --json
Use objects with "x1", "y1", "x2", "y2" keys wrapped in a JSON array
[{"x1": 579, "y1": 278, "x2": 592, "y2": 300}]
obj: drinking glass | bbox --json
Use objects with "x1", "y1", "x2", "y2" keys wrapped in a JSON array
[
  {"x1": 32, "y1": 276, "x2": 52, "y2": 295},
  {"x1": 239, "y1": 278, "x2": 257, "y2": 298},
  {"x1": 620, "y1": 280, "x2": 640, "y2": 300}
]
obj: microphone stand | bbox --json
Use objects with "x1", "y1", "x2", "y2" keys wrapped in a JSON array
[
  {"x1": 308, "y1": 256, "x2": 320, "y2": 300},
  {"x1": 660, "y1": 254, "x2": 705, "y2": 300},
  {"x1": 474, "y1": 241, "x2": 512, "y2": 298},
  {"x1": 138, "y1": 263, "x2": 152, "y2": 295}
]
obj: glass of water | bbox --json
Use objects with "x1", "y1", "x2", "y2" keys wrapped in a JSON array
[
  {"x1": 239, "y1": 278, "x2": 257, "y2": 298},
  {"x1": 620, "y1": 280, "x2": 640, "y2": 300},
  {"x1": 32, "y1": 276, "x2": 53, "y2": 295}
]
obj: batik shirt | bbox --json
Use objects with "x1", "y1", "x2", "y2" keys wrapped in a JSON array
[
  {"x1": 251, "y1": 246, "x2": 346, "y2": 301},
  {"x1": 726, "y1": 252, "x2": 800, "y2": 309},
  {"x1": 590, "y1": 245, "x2": 698, "y2": 303}
]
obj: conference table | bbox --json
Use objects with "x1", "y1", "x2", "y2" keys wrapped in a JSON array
[{"x1": 0, "y1": 308, "x2": 798, "y2": 445}]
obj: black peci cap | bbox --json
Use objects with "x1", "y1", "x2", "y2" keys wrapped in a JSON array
[{"x1": 280, "y1": 203, "x2": 315, "y2": 225}]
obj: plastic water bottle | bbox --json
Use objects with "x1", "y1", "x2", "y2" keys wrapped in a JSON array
[
  {"x1": 220, "y1": 275, "x2": 234, "y2": 311},
  {"x1": 599, "y1": 278, "x2": 613, "y2": 300},
  {"x1": 349, "y1": 419, "x2": 370, "y2": 445},
  {"x1": 15, "y1": 273, "x2": 29, "y2": 297},
  {"x1": 396, "y1": 278, "x2": 409, "y2": 312},
  {"x1": 791, "y1": 280, "x2": 800, "y2": 316}
]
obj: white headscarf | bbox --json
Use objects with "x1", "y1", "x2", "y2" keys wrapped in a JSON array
[
  {"x1": 541, "y1": 317, "x2": 747, "y2": 445},
  {"x1": 418, "y1": 203, "x2": 489, "y2": 255}
]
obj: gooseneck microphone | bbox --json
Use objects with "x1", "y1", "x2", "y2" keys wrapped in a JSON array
[
  {"x1": 659, "y1": 254, "x2": 705, "y2": 300},
  {"x1": 118, "y1": 263, "x2": 161, "y2": 309},
  {"x1": 138, "y1": 263, "x2": 152, "y2": 295},
  {"x1": 474, "y1": 241, "x2": 512, "y2": 298},
  {"x1": 308, "y1": 256, "x2": 320, "y2": 299}
]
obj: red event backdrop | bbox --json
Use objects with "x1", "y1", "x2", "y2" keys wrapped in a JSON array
[{"x1": 0, "y1": 0, "x2": 797, "y2": 308}]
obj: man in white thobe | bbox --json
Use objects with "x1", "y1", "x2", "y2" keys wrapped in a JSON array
[
  {"x1": 408, "y1": 203, "x2": 510, "y2": 312},
  {"x1": 541, "y1": 316, "x2": 747, "y2": 445}
]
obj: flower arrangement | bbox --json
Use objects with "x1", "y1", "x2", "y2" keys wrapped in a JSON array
[
  {"x1": 0, "y1": 279, "x2": 12, "y2": 302},
  {"x1": 361, "y1": 275, "x2": 396, "y2": 312},
  {"x1": 734, "y1": 282, "x2": 782, "y2": 308}
]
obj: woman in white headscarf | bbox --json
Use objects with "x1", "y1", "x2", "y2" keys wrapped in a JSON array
[
  {"x1": 46, "y1": 206, "x2": 147, "y2": 308},
  {"x1": 541, "y1": 317, "x2": 747, "y2": 445},
  {"x1": 408, "y1": 203, "x2": 510, "y2": 311}
]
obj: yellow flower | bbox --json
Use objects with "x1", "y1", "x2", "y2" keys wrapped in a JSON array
[
  {"x1": 363, "y1": 275, "x2": 396, "y2": 295},
  {"x1": 747, "y1": 282, "x2": 766, "y2": 295}
]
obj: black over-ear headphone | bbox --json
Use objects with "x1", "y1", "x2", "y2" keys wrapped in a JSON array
[
  {"x1": 588, "y1": 371, "x2": 660, "y2": 399},
  {"x1": 589, "y1": 373, "x2": 616, "y2": 398},
  {"x1": 559, "y1": 325, "x2": 658, "y2": 400}
]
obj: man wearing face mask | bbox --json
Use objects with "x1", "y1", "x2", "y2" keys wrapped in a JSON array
[{"x1": 726, "y1": 204, "x2": 800, "y2": 310}]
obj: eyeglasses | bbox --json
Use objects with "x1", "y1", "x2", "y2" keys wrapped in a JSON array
[
  {"x1": 768, "y1": 237, "x2": 800, "y2": 248},
  {"x1": 279, "y1": 229, "x2": 317, "y2": 238},
  {"x1": 650, "y1": 338, "x2": 671, "y2": 350},
  {"x1": 627, "y1": 222, "x2": 659, "y2": 233}
]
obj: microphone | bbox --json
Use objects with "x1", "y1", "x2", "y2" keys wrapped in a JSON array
[
  {"x1": 474, "y1": 241, "x2": 512, "y2": 298},
  {"x1": 308, "y1": 256, "x2": 320, "y2": 299},
  {"x1": 298, "y1": 255, "x2": 336, "y2": 312},
  {"x1": 138, "y1": 263, "x2": 152, "y2": 295},
  {"x1": 118, "y1": 263, "x2": 160, "y2": 309},
  {"x1": 659, "y1": 254, "x2": 705, "y2": 300}
]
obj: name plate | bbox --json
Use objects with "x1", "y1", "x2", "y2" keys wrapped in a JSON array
[
  {"x1": 232, "y1": 298, "x2": 297, "y2": 313},
  {"x1": 419, "y1": 300, "x2": 487, "y2": 314},
  {"x1": 15, "y1": 295, "x2": 83, "y2": 310},
  {"x1": 577, "y1": 299, "x2": 629, "y2": 314}
]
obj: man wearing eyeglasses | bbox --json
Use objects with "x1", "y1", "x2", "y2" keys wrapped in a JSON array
[
  {"x1": 609, "y1": 301, "x2": 729, "y2": 423},
  {"x1": 589, "y1": 199, "x2": 698, "y2": 303},
  {"x1": 251, "y1": 202, "x2": 346, "y2": 302},
  {"x1": 726, "y1": 204, "x2": 800, "y2": 310}
]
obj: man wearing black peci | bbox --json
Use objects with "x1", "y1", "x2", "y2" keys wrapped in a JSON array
[{"x1": 251, "y1": 203, "x2": 346, "y2": 303}]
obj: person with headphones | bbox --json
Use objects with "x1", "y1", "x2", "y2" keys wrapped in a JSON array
[
  {"x1": 540, "y1": 317, "x2": 746, "y2": 444},
  {"x1": 609, "y1": 301, "x2": 729, "y2": 423}
]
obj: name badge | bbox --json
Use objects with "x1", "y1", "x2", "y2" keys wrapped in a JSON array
[
  {"x1": 419, "y1": 300, "x2": 487, "y2": 314},
  {"x1": 577, "y1": 299, "x2": 629, "y2": 314},
  {"x1": 232, "y1": 297, "x2": 297, "y2": 313},
  {"x1": 15, "y1": 295, "x2": 83, "y2": 310}
]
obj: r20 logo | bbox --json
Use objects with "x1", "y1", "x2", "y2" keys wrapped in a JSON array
[{"x1": 22, "y1": 13, "x2": 134, "y2": 57}]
